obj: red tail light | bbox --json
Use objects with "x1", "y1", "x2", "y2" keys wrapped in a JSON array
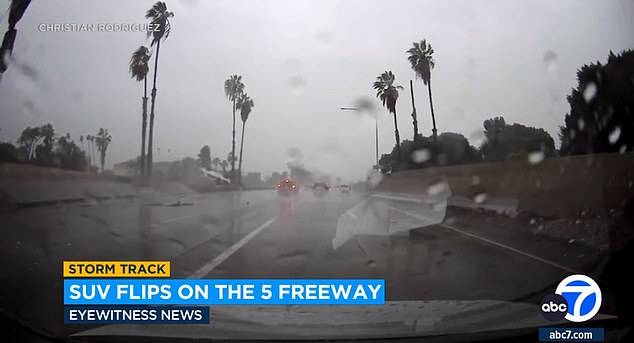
[
  {"x1": 292, "y1": 184, "x2": 296, "y2": 189},
  {"x1": 276, "y1": 184, "x2": 281, "y2": 188}
]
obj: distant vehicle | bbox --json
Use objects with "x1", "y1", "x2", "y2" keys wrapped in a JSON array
[
  {"x1": 304, "y1": 185, "x2": 312, "y2": 190},
  {"x1": 339, "y1": 184, "x2": 351, "y2": 193},
  {"x1": 277, "y1": 179, "x2": 299, "y2": 196},
  {"x1": 312, "y1": 182, "x2": 329, "y2": 197}
]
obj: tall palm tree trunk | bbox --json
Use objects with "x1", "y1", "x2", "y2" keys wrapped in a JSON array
[
  {"x1": 238, "y1": 121, "x2": 246, "y2": 186},
  {"x1": 392, "y1": 110, "x2": 401, "y2": 161},
  {"x1": 140, "y1": 76, "x2": 148, "y2": 177},
  {"x1": 147, "y1": 40, "x2": 161, "y2": 178},
  {"x1": 427, "y1": 79, "x2": 438, "y2": 144},
  {"x1": 231, "y1": 100, "x2": 236, "y2": 183},
  {"x1": 410, "y1": 80, "x2": 419, "y2": 140}
]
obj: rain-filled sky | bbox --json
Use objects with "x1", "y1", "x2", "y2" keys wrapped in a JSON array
[{"x1": 1, "y1": 0, "x2": 633, "y2": 181}]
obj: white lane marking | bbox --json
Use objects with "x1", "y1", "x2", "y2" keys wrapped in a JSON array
[
  {"x1": 392, "y1": 207, "x2": 580, "y2": 274},
  {"x1": 187, "y1": 199, "x2": 304, "y2": 279},
  {"x1": 187, "y1": 217, "x2": 278, "y2": 279}
]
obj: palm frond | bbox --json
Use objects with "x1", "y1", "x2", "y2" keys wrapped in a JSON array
[
  {"x1": 224, "y1": 75, "x2": 245, "y2": 101},
  {"x1": 128, "y1": 46, "x2": 151, "y2": 81},
  {"x1": 373, "y1": 71, "x2": 402, "y2": 114},
  {"x1": 146, "y1": 2, "x2": 174, "y2": 45},
  {"x1": 406, "y1": 39, "x2": 435, "y2": 84}
]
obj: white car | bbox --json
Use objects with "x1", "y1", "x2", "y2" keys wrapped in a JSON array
[{"x1": 339, "y1": 184, "x2": 351, "y2": 193}]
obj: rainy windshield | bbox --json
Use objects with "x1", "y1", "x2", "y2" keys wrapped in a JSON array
[{"x1": 1, "y1": 0, "x2": 633, "y2": 342}]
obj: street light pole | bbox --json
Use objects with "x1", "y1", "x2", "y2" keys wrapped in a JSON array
[{"x1": 340, "y1": 107, "x2": 379, "y2": 169}]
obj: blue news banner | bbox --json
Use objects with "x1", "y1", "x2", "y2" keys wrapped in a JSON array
[{"x1": 64, "y1": 279, "x2": 385, "y2": 324}]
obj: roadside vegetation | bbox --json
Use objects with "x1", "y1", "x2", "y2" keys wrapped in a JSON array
[{"x1": 376, "y1": 45, "x2": 633, "y2": 173}]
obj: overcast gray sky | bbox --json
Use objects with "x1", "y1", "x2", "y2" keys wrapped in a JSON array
[{"x1": 1, "y1": 0, "x2": 633, "y2": 181}]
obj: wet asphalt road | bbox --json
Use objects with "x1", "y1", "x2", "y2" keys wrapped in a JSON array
[{"x1": 0, "y1": 189, "x2": 606, "y2": 339}]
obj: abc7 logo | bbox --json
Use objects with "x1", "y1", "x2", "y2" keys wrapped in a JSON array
[{"x1": 541, "y1": 274, "x2": 602, "y2": 322}]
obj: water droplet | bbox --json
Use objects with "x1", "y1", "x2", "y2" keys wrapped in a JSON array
[
  {"x1": 316, "y1": 30, "x2": 334, "y2": 44},
  {"x1": 543, "y1": 50, "x2": 558, "y2": 73},
  {"x1": 472, "y1": 176, "x2": 480, "y2": 185},
  {"x1": 474, "y1": 192, "x2": 487, "y2": 204},
  {"x1": 288, "y1": 75, "x2": 306, "y2": 89},
  {"x1": 619, "y1": 145, "x2": 627, "y2": 154},
  {"x1": 583, "y1": 82, "x2": 597, "y2": 102},
  {"x1": 608, "y1": 126, "x2": 621, "y2": 144},
  {"x1": 354, "y1": 97, "x2": 377, "y2": 114},
  {"x1": 568, "y1": 238, "x2": 575, "y2": 244},
  {"x1": 528, "y1": 151, "x2": 545, "y2": 164},
  {"x1": 578, "y1": 119, "x2": 585, "y2": 130},
  {"x1": 411, "y1": 149, "x2": 430, "y2": 163},
  {"x1": 529, "y1": 218, "x2": 536, "y2": 225},
  {"x1": 367, "y1": 170, "x2": 383, "y2": 188},
  {"x1": 427, "y1": 181, "x2": 447, "y2": 195}
]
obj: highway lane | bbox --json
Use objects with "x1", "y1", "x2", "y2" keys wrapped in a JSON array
[{"x1": 0, "y1": 188, "x2": 606, "y2": 339}]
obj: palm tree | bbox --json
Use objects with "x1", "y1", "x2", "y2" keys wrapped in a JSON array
[
  {"x1": 94, "y1": 128, "x2": 112, "y2": 172},
  {"x1": 145, "y1": 1, "x2": 174, "y2": 178},
  {"x1": 373, "y1": 71, "x2": 404, "y2": 160},
  {"x1": 407, "y1": 39, "x2": 437, "y2": 143},
  {"x1": 224, "y1": 75, "x2": 244, "y2": 183},
  {"x1": 1, "y1": 0, "x2": 31, "y2": 76},
  {"x1": 236, "y1": 93, "x2": 254, "y2": 185},
  {"x1": 129, "y1": 46, "x2": 151, "y2": 177}
]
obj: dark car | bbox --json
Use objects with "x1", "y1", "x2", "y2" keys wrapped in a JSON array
[{"x1": 277, "y1": 179, "x2": 299, "y2": 196}]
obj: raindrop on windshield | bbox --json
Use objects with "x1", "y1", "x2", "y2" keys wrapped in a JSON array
[
  {"x1": 528, "y1": 151, "x2": 545, "y2": 164},
  {"x1": 474, "y1": 192, "x2": 487, "y2": 204},
  {"x1": 619, "y1": 145, "x2": 627, "y2": 154},
  {"x1": 583, "y1": 82, "x2": 597, "y2": 102},
  {"x1": 427, "y1": 181, "x2": 447, "y2": 196},
  {"x1": 411, "y1": 149, "x2": 431, "y2": 163},
  {"x1": 608, "y1": 126, "x2": 621, "y2": 144},
  {"x1": 367, "y1": 170, "x2": 383, "y2": 188},
  {"x1": 578, "y1": 118, "x2": 585, "y2": 130},
  {"x1": 288, "y1": 75, "x2": 306, "y2": 89},
  {"x1": 543, "y1": 50, "x2": 558, "y2": 73}
]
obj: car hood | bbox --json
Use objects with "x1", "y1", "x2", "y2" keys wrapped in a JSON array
[{"x1": 71, "y1": 300, "x2": 615, "y2": 341}]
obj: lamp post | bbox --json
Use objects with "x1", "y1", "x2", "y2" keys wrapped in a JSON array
[{"x1": 340, "y1": 107, "x2": 379, "y2": 169}]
